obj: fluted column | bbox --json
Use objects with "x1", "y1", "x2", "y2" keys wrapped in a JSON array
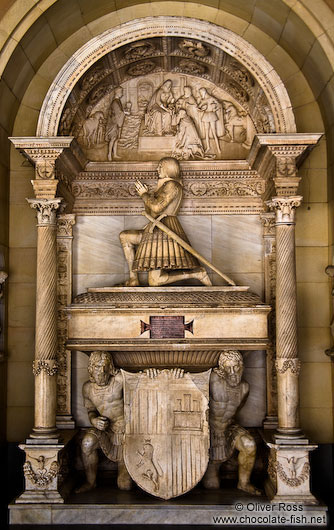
[
  {"x1": 268, "y1": 196, "x2": 302, "y2": 438},
  {"x1": 28, "y1": 198, "x2": 63, "y2": 439}
]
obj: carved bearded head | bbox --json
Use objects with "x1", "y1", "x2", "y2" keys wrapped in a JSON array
[
  {"x1": 216, "y1": 350, "x2": 244, "y2": 387},
  {"x1": 87, "y1": 351, "x2": 118, "y2": 386}
]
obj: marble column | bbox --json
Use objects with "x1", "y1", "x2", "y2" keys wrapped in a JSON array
[
  {"x1": 268, "y1": 196, "x2": 302, "y2": 438},
  {"x1": 28, "y1": 198, "x2": 63, "y2": 439}
]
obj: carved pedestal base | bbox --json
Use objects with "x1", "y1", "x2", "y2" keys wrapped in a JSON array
[
  {"x1": 265, "y1": 440, "x2": 318, "y2": 505},
  {"x1": 16, "y1": 431, "x2": 76, "y2": 504}
]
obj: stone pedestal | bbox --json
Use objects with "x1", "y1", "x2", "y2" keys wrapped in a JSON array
[
  {"x1": 266, "y1": 440, "x2": 318, "y2": 505},
  {"x1": 15, "y1": 431, "x2": 77, "y2": 504}
]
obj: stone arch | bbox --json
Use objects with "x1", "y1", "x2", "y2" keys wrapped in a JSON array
[{"x1": 37, "y1": 16, "x2": 296, "y2": 137}]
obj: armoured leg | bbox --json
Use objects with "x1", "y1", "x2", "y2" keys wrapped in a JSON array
[
  {"x1": 117, "y1": 230, "x2": 143, "y2": 286},
  {"x1": 148, "y1": 266, "x2": 212, "y2": 286}
]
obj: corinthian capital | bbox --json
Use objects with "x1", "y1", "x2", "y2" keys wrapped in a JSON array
[
  {"x1": 267, "y1": 196, "x2": 302, "y2": 224},
  {"x1": 27, "y1": 198, "x2": 63, "y2": 226}
]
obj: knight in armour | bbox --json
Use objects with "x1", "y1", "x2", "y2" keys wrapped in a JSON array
[
  {"x1": 75, "y1": 351, "x2": 132, "y2": 493},
  {"x1": 117, "y1": 157, "x2": 212, "y2": 287},
  {"x1": 203, "y1": 350, "x2": 261, "y2": 495}
]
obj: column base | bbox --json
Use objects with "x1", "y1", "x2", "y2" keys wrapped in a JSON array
[
  {"x1": 56, "y1": 415, "x2": 76, "y2": 430},
  {"x1": 263, "y1": 415, "x2": 278, "y2": 430},
  {"x1": 30, "y1": 426, "x2": 59, "y2": 440}
]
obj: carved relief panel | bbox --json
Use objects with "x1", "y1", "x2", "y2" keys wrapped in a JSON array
[{"x1": 59, "y1": 36, "x2": 275, "y2": 164}]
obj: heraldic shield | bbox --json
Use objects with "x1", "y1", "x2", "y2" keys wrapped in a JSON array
[{"x1": 122, "y1": 369, "x2": 211, "y2": 500}]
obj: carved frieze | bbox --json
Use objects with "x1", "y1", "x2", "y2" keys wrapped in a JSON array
[{"x1": 71, "y1": 162, "x2": 267, "y2": 215}]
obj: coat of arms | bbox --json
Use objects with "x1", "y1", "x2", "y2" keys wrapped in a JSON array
[{"x1": 122, "y1": 368, "x2": 211, "y2": 499}]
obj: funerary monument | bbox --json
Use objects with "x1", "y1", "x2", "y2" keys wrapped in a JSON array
[{"x1": 8, "y1": 16, "x2": 327, "y2": 525}]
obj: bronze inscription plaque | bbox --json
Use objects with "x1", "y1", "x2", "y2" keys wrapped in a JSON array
[{"x1": 140, "y1": 316, "x2": 194, "y2": 338}]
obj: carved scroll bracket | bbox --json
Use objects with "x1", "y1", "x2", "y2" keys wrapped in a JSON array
[
  {"x1": 248, "y1": 133, "x2": 323, "y2": 200},
  {"x1": 9, "y1": 137, "x2": 86, "y2": 202}
]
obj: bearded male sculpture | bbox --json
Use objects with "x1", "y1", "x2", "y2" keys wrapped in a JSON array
[
  {"x1": 75, "y1": 351, "x2": 132, "y2": 493},
  {"x1": 203, "y1": 350, "x2": 261, "y2": 495}
]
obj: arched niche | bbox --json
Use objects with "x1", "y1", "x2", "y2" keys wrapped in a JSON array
[{"x1": 37, "y1": 16, "x2": 296, "y2": 151}]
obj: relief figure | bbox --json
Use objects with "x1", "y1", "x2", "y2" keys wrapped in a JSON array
[
  {"x1": 75, "y1": 351, "x2": 132, "y2": 493},
  {"x1": 175, "y1": 86, "x2": 202, "y2": 133},
  {"x1": 197, "y1": 87, "x2": 224, "y2": 154},
  {"x1": 203, "y1": 350, "x2": 261, "y2": 495},
  {"x1": 144, "y1": 80, "x2": 176, "y2": 136},
  {"x1": 105, "y1": 87, "x2": 127, "y2": 160},
  {"x1": 172, "y1": 109, "x2": 204, "y2": 160}
]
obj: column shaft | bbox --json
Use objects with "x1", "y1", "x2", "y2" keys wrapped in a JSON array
[
  {"x1": 28, "y1": 199, "x2": 62, "y2": 439},
  {"x1": 269, "y1": 196, "x2": 302, "y2": 438}
]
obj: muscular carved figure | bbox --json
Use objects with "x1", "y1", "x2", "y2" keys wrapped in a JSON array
[
  {"x1": 75, "y1": 351, "x2": 132, "y2": 493},
  {"x1": 117, "y1": 157, "x2": 211, "y2": 287},
  {"x1": 203, "y1": 350, "x2": 261, "y2": 495}
]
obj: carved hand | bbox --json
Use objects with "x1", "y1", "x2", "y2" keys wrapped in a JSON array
[
  {"x1": 92, "y1": 416, "x2": 109, "y2": 431},
  {"x1": 135, "y1": 180, "x2": 149, "y2": 197}
]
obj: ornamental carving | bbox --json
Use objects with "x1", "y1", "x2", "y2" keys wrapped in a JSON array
[
  {"x1": 32, "y1": 360, "x2": 58, "y2": 376},
  {"x1": 275, "y1": 359, "x2": 301, "y2": 375},
  {"x1": 27, "y1": 198, "x2": 63, "y2": 226},
  {"x1": 276, "y1": 460, "x2": 310, "y2": 488},
  {"x1": 58, "y1": 34, "x2": 276, "y2": 158},
  {"x1": 23, "y1": 457, "x2": 59, "y2": 487},
  {"x1": 267, "y1": 196, "x2": 302, "y2": 224}
]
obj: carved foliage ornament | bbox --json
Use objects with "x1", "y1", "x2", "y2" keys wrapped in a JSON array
[
  {"x1": 27, "y1": 198, "x2": 63, "y2": 226},
  {"x1": 276, "y1": 460, "x2": 310, "y2": 488},
  {"x1": 24, "y1": 457, "x2": 59, "y2": 488},
  {"x1": 275, "y1": 358, "x2": 301, "y2": 375},
  {"x1": 267, "y1": 196, "x2": 302, "y2": 224},
  {"x1": 32, "y1": 360, "x2": 58, "y2": 376}
]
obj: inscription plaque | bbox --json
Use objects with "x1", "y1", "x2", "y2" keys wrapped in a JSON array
[{"x1": 140, "y1": 316, "x2": 194, "y2": 338}]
